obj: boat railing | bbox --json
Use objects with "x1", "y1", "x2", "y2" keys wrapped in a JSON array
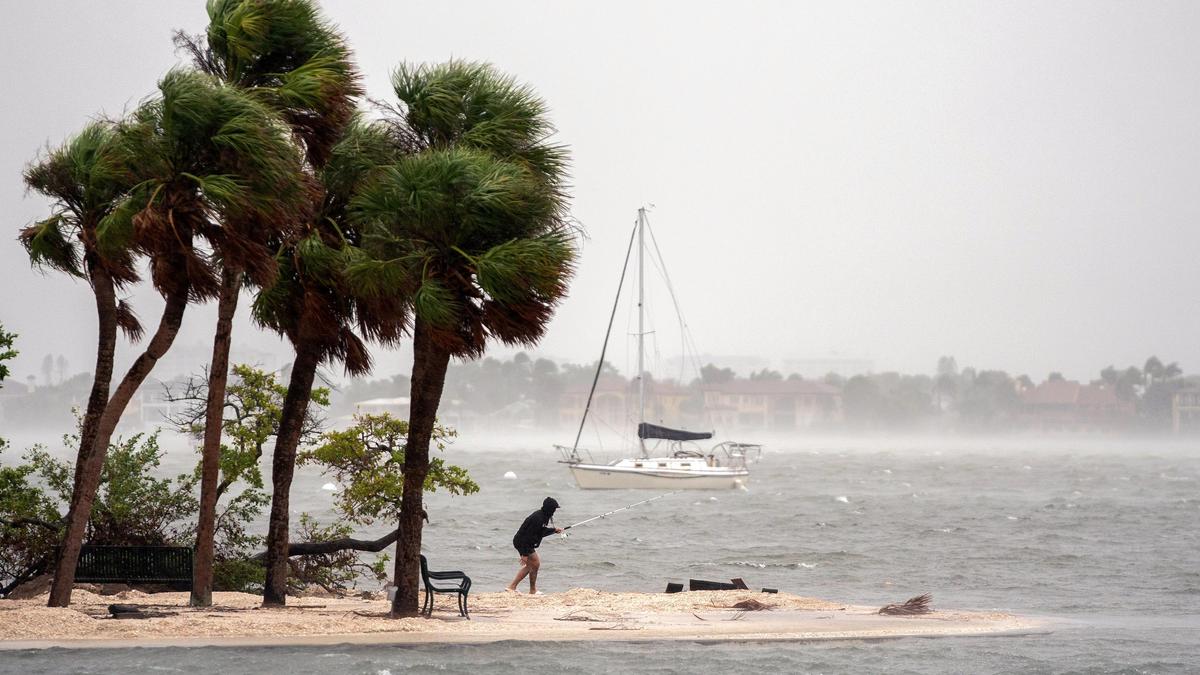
[
  {"x1": 714, "y1": 441, "x2": 763, "y2": 468},
  {"x1": 555, "y1": 444, "x2": 595, "y2": 464}
]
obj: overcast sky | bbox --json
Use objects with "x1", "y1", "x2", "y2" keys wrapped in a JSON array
[{"x1": 3, "y1": 1, "x2": 1199, "y2": 385}]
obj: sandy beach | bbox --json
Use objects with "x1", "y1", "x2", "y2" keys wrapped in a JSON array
[{"x1": 0, "y1": 588, "x2": 1044, "y2": 650}]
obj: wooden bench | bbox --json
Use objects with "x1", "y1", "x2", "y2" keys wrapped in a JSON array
[
  {"x1": 74, "y1": 545, "x2": 193, "y2": 590},
  {"x1": 420, "y1": 554, "x2": 471, "y2": 619}
]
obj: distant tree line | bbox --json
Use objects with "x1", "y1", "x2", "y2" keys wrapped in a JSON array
[{"x1": 329, "y1": 353, "x2": 1195, "y2": 433}]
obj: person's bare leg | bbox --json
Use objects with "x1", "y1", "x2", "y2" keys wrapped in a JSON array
[
  {"x1": 507, "y1": 555, "x2": 531, "y2": 591},
  {"x1": 527, "y1": 552, "x2": 541, "y2": 594}
]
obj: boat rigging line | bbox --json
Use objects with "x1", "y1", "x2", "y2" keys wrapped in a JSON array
[{"x1": 571, "y1": 219, "x2": 639, "y2": 454}]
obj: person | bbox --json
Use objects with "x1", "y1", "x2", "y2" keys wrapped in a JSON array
[{"x1": 506, "y1": 497, "x2": 563, "y2": 594}]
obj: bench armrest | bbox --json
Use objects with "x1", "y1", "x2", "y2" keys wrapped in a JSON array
[{"x1": 426, "y1": 570, "x2": 469, "y2": 581}]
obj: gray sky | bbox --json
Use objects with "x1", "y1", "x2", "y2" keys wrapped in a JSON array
[{"x1": 3, "y1": 1, "x2": 1199, "y2": 384}]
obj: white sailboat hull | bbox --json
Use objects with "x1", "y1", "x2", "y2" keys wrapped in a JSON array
[{"x1": 567, "y1": 462, "x2": 748, "y2": 490}]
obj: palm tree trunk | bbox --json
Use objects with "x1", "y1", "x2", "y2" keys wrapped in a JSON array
[
  {"x1": 391, "y1": 318, "x2": 450, "y2": 617},
  {"x1": 262, "y1": 346, "x2": 321, "y2": 607},
  {"x1": 191, "y1": 267, "x2": 241, "y2": 607},
  {"x1": 48, "y1": 285, "x2": 189, "y2": 608},
  {"x1": 69, "y1": 263, "x2": 119, "y2": 504},
  {"x1": 50, "y1": 262, "x2": 118, "y2": 605}
]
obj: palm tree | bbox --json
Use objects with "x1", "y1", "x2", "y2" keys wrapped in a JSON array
[
  {"x1": 39, "y1": 69, "x2": 306, "y2": 608},
  {"x1": 1163, "y1": 362, "x2": 1182, "y2": 381},
  {"x1": 1144, "y1": 356, "x2": 1164, "y2": 388},
  {"x1": 176, "y1": 0, "x2": 361, "y2": 607},
  {"x1": 21, "y1": 121, "x2": 142, "y2": 557},
  {"x1": 252, "y1": 115, "x2": 398, "y2": 606},
  {"x1": 349, "y1": 61, "x2": 574, "y2": 616}
]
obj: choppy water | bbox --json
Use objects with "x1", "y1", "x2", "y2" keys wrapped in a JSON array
[{"x1": 6, "y1": 434, "x2": 1200, "y2": 673}]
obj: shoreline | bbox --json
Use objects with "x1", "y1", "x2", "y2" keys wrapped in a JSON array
[
  {"x1": 0, "y1": 624, "x2": 1052, "y2": 651},
  {"x1": 0, "y1": 588, "x2": 1046, "y2": 650}
]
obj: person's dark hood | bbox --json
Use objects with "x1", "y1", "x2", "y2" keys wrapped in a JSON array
[{"x1": 541, "y1": 497, "x2": 559, "y2": 519}]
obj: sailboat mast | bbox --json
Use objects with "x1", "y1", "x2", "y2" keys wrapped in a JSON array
[{"x1": 637, "y1": 207, "x2": 646, "y2": 458}]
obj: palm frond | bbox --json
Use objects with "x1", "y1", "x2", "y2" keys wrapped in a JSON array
[
  {"x1": 19, "y1": 216, "x2": 82, "y2": 277},
  {"x1": 474, "y1": 232, "x2": 577, "y2": 305},
  {"x1": 115, "y1": 299, "x2": 145, "y2": 342},
  {"x1": 412, "y1": 278, "x2": 459, "y2": 328}
]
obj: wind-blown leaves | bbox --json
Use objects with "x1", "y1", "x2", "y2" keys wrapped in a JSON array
[
  {"x1": 412, "y1": 278, "x2": 459, "y2": 329},
  {"x1": 114, "y1": 300, "x2": 144, "y2": 342},
  {"x1": 20, "y1": 121, "x2": 139, "y2": 286},
  {"x1": 391, "y1": 61, "x2": 570, "y2": 186},
  {"x1": 19, "y1": 216, "x2": 82, "y2": 278},
  {"x1": 109, "y1": 68, "x2": 309, "y2": 298},
  {"x1": 191, "y1": 0, "x2": 362, "y2": 165},
  {"x1": 474, "y1": 233, "x2": 576, "y2": 305},
  {"x1": 350, "y1": 60, "x2": 576, "y2": 356}
]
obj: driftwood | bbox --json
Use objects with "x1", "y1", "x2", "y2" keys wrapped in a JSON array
[
  {"x1": 689, "y1": 579, "x2": 738, "y2": 591},
  {"x1": 729, "y1": 599, "x2": 771, "y2": 611},
  {"x1": 878, "y1": 593, "x2": 933, "y2": 616},
  {"x1": 107, "y1": 604, "x2": 172, "y2": 619}
]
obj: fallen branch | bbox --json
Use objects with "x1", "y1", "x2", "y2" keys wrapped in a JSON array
[
  {"x1": 0, "y1": 516, "x2": 63, "y2": 531},
  {"x1": 0, "y1": 558, "x2": 49, "y2": 598},
  {"x1": 251, "y1": 511, "x2": 426, "y2": 561},
  {"x1": 878, "y1": 593, "x2": 933, "y2": 616},
  {"x1": 252, "y1": 528, "x2": 401, "y2": 561}
]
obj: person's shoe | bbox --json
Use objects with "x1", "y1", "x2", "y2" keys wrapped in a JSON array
[
  {"x1": 503, "y1": 587, "x2": 517, "y2": 593},
  {"x1": 530, "y1": 591, "x2": 544, "y2": 596}
]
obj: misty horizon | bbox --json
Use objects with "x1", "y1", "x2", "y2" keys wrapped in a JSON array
[{"x1": 5, "y1": 1, "x2": 1200, "y2": 385}]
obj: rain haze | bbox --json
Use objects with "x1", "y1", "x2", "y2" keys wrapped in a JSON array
[
  {"x1": 5, "y1": 3, "x2": 1200, "y2": 671},
  {"x1": 4, "y1": 1, "x2": 1200, "y2": 385}
]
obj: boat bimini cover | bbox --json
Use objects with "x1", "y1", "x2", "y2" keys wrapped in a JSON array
[{"x1": 637, "y1": 422, "x2": 713, "y2": 442}]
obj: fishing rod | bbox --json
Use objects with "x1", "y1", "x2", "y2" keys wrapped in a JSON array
[{"x1": 557, "y1": 491, "x2": 680, "y2": 538}]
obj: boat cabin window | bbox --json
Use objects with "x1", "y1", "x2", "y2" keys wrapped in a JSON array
[
  {"x1": 680, "y1": 463, "x2": 690, "y2": 468},
  {"x1": 634, "y1": 462, "x2": 643, "y2": 468}
]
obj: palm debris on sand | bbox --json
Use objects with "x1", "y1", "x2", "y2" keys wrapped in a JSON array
[{"x1": 878, "y1": 593, "x2": 933, "y2": 615}]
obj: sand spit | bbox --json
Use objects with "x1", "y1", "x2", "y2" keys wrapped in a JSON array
[{"x1": 0, "y1": 588, "x2": 1043, "y2": 649}]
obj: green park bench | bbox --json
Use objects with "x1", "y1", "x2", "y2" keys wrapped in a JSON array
[
  {"x1": 420, "y1": 554, "x2": 471, "y2": 619},
  {"x1": 74, "y1": 545, "x2": 193, "y2": 590}
]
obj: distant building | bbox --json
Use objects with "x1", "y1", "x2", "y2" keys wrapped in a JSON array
[
  {"x1": 1172, "y1": 388, "x2": 1200, "y2": 434},
  {"x1": 703, "y1": 379, "x2": 842, "y2": 431},
  {"x1": 355, "y1": 397, "x2": 411, "y2": 417},
  {"x1": 558, "y1": 376, "x2": 689, "y2": 431},
  {"x1": 1019, "y1": 380, "x2": 1133, "y2": 432}
]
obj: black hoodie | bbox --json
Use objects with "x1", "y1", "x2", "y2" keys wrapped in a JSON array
[{"x1": 512, "y1": 497, "x2": 560, "y2": 551}]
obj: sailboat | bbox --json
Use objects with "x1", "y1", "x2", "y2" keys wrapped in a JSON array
[{"x1": 556, "y1": 208, "x2": 761, "y2": 490}]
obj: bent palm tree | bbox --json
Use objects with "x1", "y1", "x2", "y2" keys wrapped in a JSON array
[
  {"x1": 20, "y1": 122, "x2": 142, "y2": 564},
  {"x1": 349, "y1": 61, "x2": 574, "y2": 616},
  {"x1": 253, "y1": 116, "x2": 397, "y2": 606},
  {"x1": 176, "y1": 0, "x2": 361, "y2": 607},
  {"x1": 42, "y1": 69, "x2": 306, "y2": 608}
]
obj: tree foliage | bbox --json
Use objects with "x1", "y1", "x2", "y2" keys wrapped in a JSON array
[
  {"x1": 0, "y1": 325, "x2": 15, "y2": 385},
  {"x1": 348, "y1": 61, "x2": 576, "y2": 357},
  {"x1": 165, "y1": 364, "x2": 329, "y2": 499},
  {"x1": 298, "y1": 413, "x2": 477, "y2": 527}
]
